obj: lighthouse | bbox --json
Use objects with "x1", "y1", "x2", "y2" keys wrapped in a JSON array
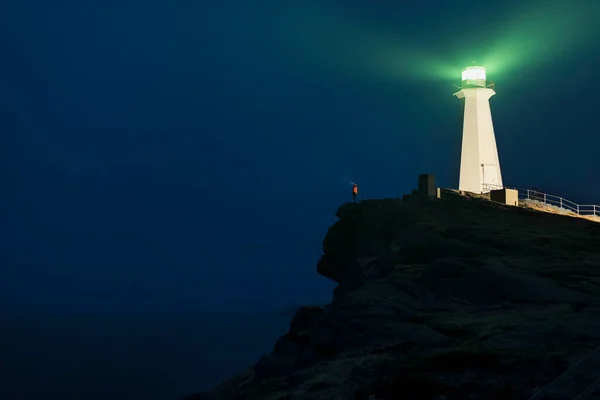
[{"x1": 454, "y1": 66, "x2": 503, "y2": 193}]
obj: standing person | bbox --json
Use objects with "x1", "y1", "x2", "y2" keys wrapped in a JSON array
[{"x1": 352, "y1": 183, "x2": 358, "y2": 203}]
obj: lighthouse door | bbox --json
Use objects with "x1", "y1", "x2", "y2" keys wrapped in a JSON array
[{"x1": 482, "y1": 164, "x2": 499, "y2": 189}]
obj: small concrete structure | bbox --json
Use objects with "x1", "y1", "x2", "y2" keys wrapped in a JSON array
[
  {"x1": 490, "y1": 188, "x2": 518, "y2": 206},
  {"x1": 402, "y1": 174, "x2": 441, "y2": 203},
  {"x1": 418, "y1": 174, "x2": 437, "y2": 202}
]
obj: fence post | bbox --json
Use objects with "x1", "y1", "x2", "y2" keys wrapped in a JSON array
[
  {"x1": 560, "y1": 198, "x2": 562, "y2": 208},
  {"x1": 577, "y1": 204, "x2": 580, "y2": 215},
  {"x1": 527, "y1": 190, "x2": 530, "y2": 200},
  {"x1": 544, "y1": 193, "x2": 547, "y2": 204}
]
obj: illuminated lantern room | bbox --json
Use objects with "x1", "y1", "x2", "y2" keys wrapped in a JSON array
[{"x1": 461, "y1": 66, "x2": 487, "y2": 88}]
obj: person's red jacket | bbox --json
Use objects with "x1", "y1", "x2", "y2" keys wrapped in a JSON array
[{"x1": 352, "y1": 184, "x2": 358, "y2": 195}]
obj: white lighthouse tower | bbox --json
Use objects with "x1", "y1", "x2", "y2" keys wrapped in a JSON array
[{"x1": 454, "y1": 66, "x2": 503, "y2": 193}]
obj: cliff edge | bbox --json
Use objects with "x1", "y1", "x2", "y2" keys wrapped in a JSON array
[{"x1": 185, "y1": 189, "x2": 600, "y2": 400}]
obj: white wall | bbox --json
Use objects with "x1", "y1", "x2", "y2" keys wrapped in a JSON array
[{"x1": 455, "y1": 88, "x2": 503, "y2": 193}]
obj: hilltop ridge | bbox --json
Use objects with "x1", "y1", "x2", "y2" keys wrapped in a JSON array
[{"x1": 185, "y1": 188, "x2": 600, "y2": 400}]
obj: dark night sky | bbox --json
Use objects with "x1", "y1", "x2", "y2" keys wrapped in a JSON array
[{"x1": 1, "y1": 0, "x2": 599, "y2": 315}]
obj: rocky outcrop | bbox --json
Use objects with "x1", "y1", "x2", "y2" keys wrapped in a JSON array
[{"x1": 184, "y1": 189, "x2": 600, "y2": 400}]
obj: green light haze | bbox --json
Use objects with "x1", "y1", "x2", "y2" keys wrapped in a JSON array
[{"x1": 269, "y1": 1, "x2": 600, "y2": 83}]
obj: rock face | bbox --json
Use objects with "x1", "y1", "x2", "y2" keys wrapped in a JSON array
[{"x1": 184, "y1": 190, "x2": 600, "y2": 400}]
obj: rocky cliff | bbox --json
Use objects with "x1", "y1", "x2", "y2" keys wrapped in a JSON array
[{"x1": 184, "y1": 189, "x2": 600, "y2": 400}]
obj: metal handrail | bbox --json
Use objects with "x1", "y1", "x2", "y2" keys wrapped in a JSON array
[{"x1": 481, "y1": 184, "x2": 600, "y2": 217}]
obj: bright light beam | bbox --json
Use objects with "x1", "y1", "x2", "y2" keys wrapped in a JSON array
[{"x1": 267, "y1": 1, "x2": 600, "y2": 84}]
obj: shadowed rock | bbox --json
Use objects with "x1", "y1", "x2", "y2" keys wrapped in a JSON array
[{"x1": 185, "y1": 190, "x2": 600, "y2": 400}]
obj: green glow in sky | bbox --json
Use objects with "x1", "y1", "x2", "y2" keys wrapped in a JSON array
[
  {"x1": 480, "y1": 1, "x2": 600, "y2": 78},
  {"x1": 269, "y1": 1, "x2": 600, "y2": 84}
]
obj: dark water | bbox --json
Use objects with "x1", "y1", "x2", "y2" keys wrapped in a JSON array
[{"x1": 0, "y1": 310, "x2": 293, "y2": 400}]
